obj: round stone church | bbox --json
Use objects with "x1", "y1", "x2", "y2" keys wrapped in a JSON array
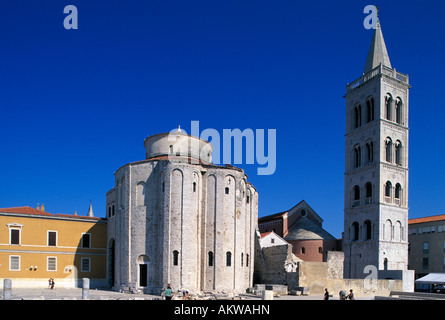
[{"x1": 106, "y1": 128, "x2": 258, "y2": 294}]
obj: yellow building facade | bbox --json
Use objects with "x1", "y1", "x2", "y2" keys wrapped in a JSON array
[{"x1": 0, "y1": 206, "x2": 108, "y2": 288}]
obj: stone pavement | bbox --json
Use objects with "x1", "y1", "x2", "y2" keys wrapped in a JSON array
[{"x1": 0, "y1": 287, "x2": 373, "y2": 300}]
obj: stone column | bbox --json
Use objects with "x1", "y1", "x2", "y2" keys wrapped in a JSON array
[
  {"x1": 82, "y1": 278, "x2": 90, "y2": 300},
  {"x1": 3, "y1": 279, "x2": 12, "y2": 300}
]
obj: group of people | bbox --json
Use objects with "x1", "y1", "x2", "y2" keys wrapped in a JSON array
[
  {"x1": 324, "y1": 288, "x2": 355, "y2": 300},
  {"x1": 162, "y1": 284, "x2": 191, "y2": 300}
]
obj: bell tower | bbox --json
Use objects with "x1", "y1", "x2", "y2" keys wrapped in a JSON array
[{"x1": 343, "y1": 17, "x2": 410, "y2": 278}]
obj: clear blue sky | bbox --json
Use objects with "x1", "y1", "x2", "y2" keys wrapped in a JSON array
[{"x1": 1, "y1": 0, "x2": 444, "y2": 238}]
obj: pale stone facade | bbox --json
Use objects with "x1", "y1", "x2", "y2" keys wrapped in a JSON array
[
  {"x1": 106, "y1": 129, "x2": 258, "y2": 294},
  {"x1": 343, "y1": 18, "x2": 411, "y2": 278}
]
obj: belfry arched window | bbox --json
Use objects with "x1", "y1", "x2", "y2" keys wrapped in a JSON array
[
  {"x1": 366, "y1": 140, "x2": 374, "y2": 164},
  {"x1": 208, "y1": 251, "x2": 214, "y2": 267},
  {"x1": 395, "y1": 140, "x2": 402, "y2": 165},
  {"x1": 352, "y1": 222, "x2": 359, "y2": 241},
  {"x1": 354, "y1": 104, "x2": 362, "y2": 129},
  {"x1": 366, "y1": 97, "x2": 375, "y2": 122},
  {"x1": 385, "y1": 93, "x2": 393, "y2": 121},
  {"x1": 385, "y1": 137, "x2": 392, "y2": 162},
  {"x1": 395, "y1": 183, "x2": 402, "y2": 205},
  {"x1": 385, "y1": 181, "x2": 392, "y2": 203},
  {"x1": 395, "y1": 97, "x2": 402, "y2": 124},
  {"x1": 354, "y1": 145, "x2": 361, "y2": 168},
  {"x1": 364, "y1": 220, "x2": 372, "y2": 240},
  {"x1": 365, "y1": 182, "x2": 372, "y2": 204}
]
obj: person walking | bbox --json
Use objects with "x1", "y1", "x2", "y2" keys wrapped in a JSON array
[
  {"x1": 323, "y1": 288, "x2": 329, "y2": 300},
  {"x1": 163, "y1": 284, "x2": 173, "y2": 300},
  {"x1": 347, "y1": 289, "x2": 355, "y2": 300}
]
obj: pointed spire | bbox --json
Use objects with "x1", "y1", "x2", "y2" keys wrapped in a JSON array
[
  {"x1": 87, "y1": 201, "x2": 94, "y2": 217},
  {"x1": 364, "y1": 17, "x2": 392, "y2": 73}
]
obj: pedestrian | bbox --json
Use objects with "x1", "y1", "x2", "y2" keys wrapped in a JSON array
[
  {"x1": 50, "y1": 278, "x2": 55, "y2": 290},
  {"x1": 323, "y1": 288, "x2": 329, "y2": 300},
  {"x1": 347, "y1": 289, "x2": 355, "y2": 300},
  {"x1": 163, "y1": 284, "x2": 173, "y2": 300}
]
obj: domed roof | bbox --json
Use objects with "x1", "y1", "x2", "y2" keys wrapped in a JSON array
[{"x1": 284, "y1": 216, "x2": 336, "y2": 241}]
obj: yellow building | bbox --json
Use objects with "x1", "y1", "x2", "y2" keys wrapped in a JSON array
[{"x1": 0, "y1": 206, "x2": 108, "y2": 288}]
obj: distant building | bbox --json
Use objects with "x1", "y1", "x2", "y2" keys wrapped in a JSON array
[
  {"x1": 258, "y1": 200, "x2": 340, "y2": 262},
  {"x1": 408, "y1": 214, "x2": 445, "y2": 280},
  {"x1": 0, "y1": 205, "x2": 107, "y2": 288}
]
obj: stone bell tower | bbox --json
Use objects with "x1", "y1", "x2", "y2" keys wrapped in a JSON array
[{"x1": 343, "y1": 17, "x2": 410, "y2": 279}]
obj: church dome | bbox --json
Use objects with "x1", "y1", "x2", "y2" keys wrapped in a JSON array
[
  {"x1": 143, "y1": 126, "x2": 213, "y2": 163},
  {"x1": 284, "y1": 216, "x2": 336, "y2": 241}
]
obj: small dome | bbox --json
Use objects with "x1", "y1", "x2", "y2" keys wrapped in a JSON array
[{"x1": 144, "y1": 128, "x2": 213, "y2": 163}]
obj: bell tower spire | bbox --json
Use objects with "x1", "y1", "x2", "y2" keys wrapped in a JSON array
[{"x1": 363, "y1": 17, "x2": 392, "y2": 73}]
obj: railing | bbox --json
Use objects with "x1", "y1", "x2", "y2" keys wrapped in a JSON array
[{"x1": 346, "y1": 64, "x2": 409, "y2": 93}]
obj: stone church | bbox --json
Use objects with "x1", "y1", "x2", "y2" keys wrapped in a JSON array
[{"x1": 106, "y1": 128, "x2": 258, "y2": 294}]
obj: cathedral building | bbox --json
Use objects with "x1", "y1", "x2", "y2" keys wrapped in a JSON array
[
  {"x1": 343, "y1": 17, "x2": 411, "y2": 279},
  {"x1": 106, "y1": 128, "x2": 258, "y2": 294}
]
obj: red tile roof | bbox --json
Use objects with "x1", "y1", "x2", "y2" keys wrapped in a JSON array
[
  {"x1": 409, "y1": 214, "x2": 445, "y2": 225},
  {"x1": 0, "y1": 206, "x2": 54, "y2": 216}
]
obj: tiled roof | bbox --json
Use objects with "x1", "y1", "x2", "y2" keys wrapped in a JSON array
[
  {"x1": 0, "y1": 206, "x2": 55, "y2": 216},
  {"x1": 0, "y1": 206, "x2": 104, "y2": 221},
  {"x1": 409, "y1": 214, "x2": 445, "y2": 225}
]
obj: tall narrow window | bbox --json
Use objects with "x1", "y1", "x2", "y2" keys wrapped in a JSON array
[
  {"x1": 241, "y1": 253, "x2": 244, "y2": 267},
  {"x1": 48, "y1": 231, "x2": 57, "y2": 247},
  {"x1": 225, "y1": 187, "x2": 229, "y2": 195},
  {"x1": 208, "y1": 251, "x2": 214, "y2": 267},
  {"x1": 226, "y1": 251, "x2": 232, "y2": 267},
  {"x1": 193, "y1": 182, "x2": 197, "y2": 192},
  {"x1": 385, "y1": 138, "x2": 392, "y2": 162},
  {"x1": 354, "y1": 145, "x2": 361, "y2": 168},
  {"x1": 395, "y1": 183, "x2": 402, "y2": 205},
  {"x1": 354, "y1": 104, "x2": 361, "y2": 128},
  {"x1": 364, "y1": 220, "x2": 372, "y2": 240},
  {"x1": 366, "y1": 97, "x2": 375, "y2": 122},
  {"x1": 173, "y1": 250, "x2": 179, "y2": 266},
  {"x1": 81, "y1": 233, "x2": 91, "y2": 248},
  {"x1": 366, "y1": 141, "x2": 374, "y2": 164},
  {"x1": 365, "y1": 182, "x2": 372, "y2": 204},
  {"x1": 352, "y1": 222, "x2": 359, "y2": 241},
  {"x1": 10, "y1": 229, "x2": 20, "y2": 245},
  {"x1": 395, "y1": 140, "x2": 402, "y2": 165},
  {"x1": 395, "y1": 98, "x2": 402, "y2": 124},
  {"x1": 353, "y1": 185, "x2": 360, "y2": 200},
  {"x1": 385, "y1": 94, "x2": 392, "y2": 120},
  {"x1": 246, "y1": 254, "x2": 249, "y2": 267},
  {"x1": 385, "y1": 181, "x2": 392, "y2": 203}
]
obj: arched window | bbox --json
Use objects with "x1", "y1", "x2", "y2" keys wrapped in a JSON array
[
  {"x1": 208, "y1": 251, "x2": 214, "y2": 267},
  {"x1": 112, "y1": 204, "x2": 115, "y2": 216},
  {"x1": 354, "y1": 145, "x2": 361, "y2": 168},
  {"x1": 354, "y1": 104, "x2": 361, "y2": 129},
  {"x1": 395, "y1": 183, "x2": 402, "y2": 205},
  {"x1": 169, "y1": 145, "x2": 173, "y2": 154},
  {"x1": 385, "y1": 181, "x2": 392, "y2": 202},
  {"x1": 352, "y1": 222, "x2": 359, "y2": 241},
  {"x1": 226, "y1": 252, "x2": 232, "y2": 267},
  {"x1": 136, "y1": 181, "x2": 146, "y2": 206},
  {"x1": 385, "y1": 94, "x2": 393, "y2": 121},
  {"x1": 395, "y1": 140, "x2": 402, "y2": 165},
  {"x1": 366, "y1": 141, "x2": 374, "y2": 164},
  {"x1": 366, "y1": 97, "x2": 375, "y2": 122},
  {"x1": 385, "y1": 138, "x2": 392, "y2": 162},
  {"x1": 395, "y1": 97, "x2": 402, "y2": 124},
  {"x1": 173, "y1": 250, "x2": 179, "y2": 266},
  {"x1": 225, "y1": 187, "x2": 230, "y2": 195},
  {"x1": 353, "y1": 185, "x2": 360, "y2": 207},
  {"x1": 384, "y1": 219, "x2": 392, "y2": 241},
  {"x1": 365, "y1": 182, "x2": 372, "y2": 204},
  {"x1": 364, "y1": 220, "x2": 372, "y2": 240}
]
